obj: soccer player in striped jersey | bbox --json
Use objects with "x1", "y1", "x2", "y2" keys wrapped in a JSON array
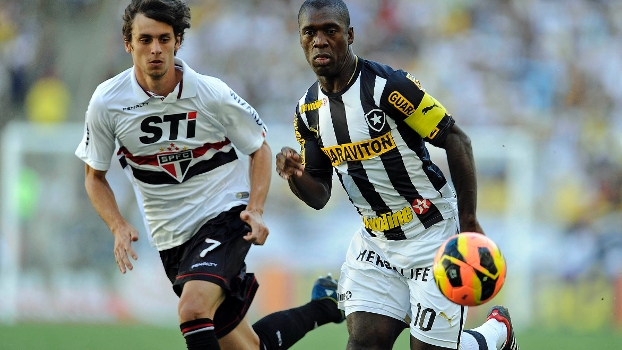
[
  {"x1": 276, "y1": 1, "x2": 519, "y2": 350},
  {"x1": 76, "y1": 1, "x2": 343, "y2": 349}
]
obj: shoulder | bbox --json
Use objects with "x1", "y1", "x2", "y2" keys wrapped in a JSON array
[
  {"x1": 194, "y1": 74, "x2": 255, "y2": 111},
  {"x1": 362, "y1": 58, "x2": 423, "y2": 98},
  {"x1": 362, "y1": 58, "x2": 399, "y2": 79},
  {"x1": 194, "y1": 74, "x2": 229, "y2": 98},
  {"x1": 366, "y1": 62, "x2": 427, "y2": 120},
  {"x1": 362, "y1": 58, "x2": 419, "y2": 88},
  {"x1": 91, "y1": 68, "x2": 133, "y2": 106}
]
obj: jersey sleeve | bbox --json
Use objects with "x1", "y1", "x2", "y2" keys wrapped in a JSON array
[
  {"x1": 380, "y1": 71, "x2": 455, "y2": 147},
  {"x1": 217, "y1": 83, "x2": 268, "y2": 155},
  {"x1": 74, "y1": 91, "x2": 116, "y2": 171},
  {"x1": 294, "y1": 108, "x2": 333, "y2": 181}
]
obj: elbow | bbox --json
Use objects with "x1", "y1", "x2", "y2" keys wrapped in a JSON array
[
  {"x1": 306, "y1": 182, "x2": 331, "y2": 210},
  {"x1": 84, "y1": 171, "x2": 94, "y2": 190},
  {"x1": 439, "y1": 124, "x2": 472, "y2": 151},
  {"x1": 306, "y1": 198, "x2": 329, "y2": 210},
  {"x1": 298, "y1": 188, "x2": 330, "y2": 210},
  {"x1": 460, "y1": 133, "x2": 473, "y2": 151}
]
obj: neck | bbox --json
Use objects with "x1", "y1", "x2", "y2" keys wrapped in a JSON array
[
  {"x1": 139, "y1": 66, "x2": 182, "y2": 97},
  {"x1": 319, "y1": 53, "x2": 358, "y2": 93}
]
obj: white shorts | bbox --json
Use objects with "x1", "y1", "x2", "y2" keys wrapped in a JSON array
[{"x1": 338, "y1": 217, "x2": 467, "y2": 348}]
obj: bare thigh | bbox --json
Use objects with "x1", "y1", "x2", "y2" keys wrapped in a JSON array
[{"x1": 346, "y1": 311, "x2": 407, "y2": 350}]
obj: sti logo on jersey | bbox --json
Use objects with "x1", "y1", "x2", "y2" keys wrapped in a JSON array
[
  {"x1": 365, "y1": 109, "x2": 387, "y2": 132},
  {"x1": 157, "y1": 143, "x2": 192, "y2": 182},
  {"x1": 140, "y1": 112, "x2": 197, "y2": 144}
]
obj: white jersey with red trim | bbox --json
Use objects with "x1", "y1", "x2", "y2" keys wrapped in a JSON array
[{"x1": 75, "y1": 57, "x2": 267, "y2": 250}]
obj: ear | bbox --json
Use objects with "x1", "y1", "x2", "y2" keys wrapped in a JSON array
[
  {"x1": 347, "y1": 27, "x2": 354, "y2": 45},
  {"x1": 124, "y1": 40, "x2": 132, "y2": 53},
  {"x1": 175, "y1": 36, "x2": 181, "y2": 52}
]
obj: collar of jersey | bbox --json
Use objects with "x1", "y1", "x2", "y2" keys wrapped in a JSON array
[
  {"x1": 130, "y1": 57, "x2": 198, "y2": 102},
  {"x1": 320, "y1": 56, "x2": 363, "y2": 97}
]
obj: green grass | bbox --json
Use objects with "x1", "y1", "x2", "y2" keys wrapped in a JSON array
[{"x1": 1, "y1": 322, "x2": 621, "y2": 349}]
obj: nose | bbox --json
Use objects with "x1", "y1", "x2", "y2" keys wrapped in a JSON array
[
  {"x1": 151, "y1": 40, "x2": 162, "y2": 54},
  {"x1": 313, "y1": 32, "x2": 328, "y2": 47}
]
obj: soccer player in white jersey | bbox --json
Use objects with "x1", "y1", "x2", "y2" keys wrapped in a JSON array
[
  {"x1": 75, "y1": 1, "x2": 344, "y2": 349},
  {"x1": 276, "y1": 1, "x2": 520, "y2": 350}
]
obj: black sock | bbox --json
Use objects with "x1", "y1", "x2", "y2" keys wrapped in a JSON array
[
  {"x1": 252, "y1": 299, "x2": 341, "y2": 350},
  {"x1": 464, "y1": 329, "x2": 489, "y2": 350},
  {"x1": 180, "y1": 318, "x2": 221, "y2": 350}
]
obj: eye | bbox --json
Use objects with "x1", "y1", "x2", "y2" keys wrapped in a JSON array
[
  {"x1": 303, "y1": 29, "x2": 315, "y2": 36},
  {"x1": 139, "y1": 37, "x2": 151, "y2": 44},
  {"x1": 326, "y1": 29, "x2": 337, "y2": 35}
]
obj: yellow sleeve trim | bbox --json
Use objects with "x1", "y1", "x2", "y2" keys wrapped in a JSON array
[{"x1": 403, "y1": 93, "x2": 447, "y2": 137}]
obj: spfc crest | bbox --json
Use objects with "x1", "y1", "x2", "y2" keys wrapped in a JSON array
[
  {"x1": 365, "y1": 109, "x2": 387, "y2": 132},
  {"x1": 157, "y1": 143, "x2": 192, "y2": 182}
]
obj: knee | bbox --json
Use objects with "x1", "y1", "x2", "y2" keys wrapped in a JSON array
[
  {"x1": 178, "y1": 281, "x2": 225, "y2": 322},
  {"x1": 178, "y1": 299, "x2": 213, "y2": 322}
]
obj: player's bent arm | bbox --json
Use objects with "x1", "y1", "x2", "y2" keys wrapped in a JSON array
[
  {"x1": 84, "y1": 164, "x2": 139, "y2": 272},
  {"x1": 241, "y1": 141, "x2": 272, "y2": 245},
  {"x1": 276, "y1": 146, "x2": 332, "y2": 210},
  {"x1": 439, "y1": 124, "x2": 484, "y2": 234},
  {"x1": 288, "y1": 172, "x2": 332, "y2": 210}
]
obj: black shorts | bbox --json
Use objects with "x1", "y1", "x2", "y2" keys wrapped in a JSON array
[{"x1": 159, "y1": 205, "x2": 259, "y2": 338}]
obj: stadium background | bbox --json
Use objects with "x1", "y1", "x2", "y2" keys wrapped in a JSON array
[{"x1": 1, "y1": 0, "x2": 622, "y2": 349}]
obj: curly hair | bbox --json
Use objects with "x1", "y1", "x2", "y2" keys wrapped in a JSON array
[{"x1": 122, "y1": 0, "x2": 191, "y2": 47}]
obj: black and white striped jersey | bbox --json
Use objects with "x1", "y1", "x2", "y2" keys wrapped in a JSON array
[{"x1": 294, "y1": 57, "x2": 458, "y2": 241}]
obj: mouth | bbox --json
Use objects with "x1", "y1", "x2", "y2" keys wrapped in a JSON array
[
  {"x1": 312, "y1": 53, "x2": 331, "y2": 65},
  {"x1": 148, "y1": 60, "x2": 164, "y2": 67}
]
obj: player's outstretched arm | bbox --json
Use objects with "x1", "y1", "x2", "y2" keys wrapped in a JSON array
[
  {"x1": 276, "y1": 147, "x2": 331, "y2": 210},
  {"x1": 439, "y1": 124, "x2": 484, "y2": 234},
  {"x1": 84, "y1": 164, "x2": 139, "y2": 273},
  {"x1": 241, "y1": 140, "x2": 272, "y2": 245}
]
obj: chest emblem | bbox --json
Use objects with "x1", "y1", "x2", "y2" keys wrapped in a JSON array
[
  {"x1": 365, "y1": 109, "x2": 387, "y2": 132},
  {"x1": 412, "y1": 198, "x2": 431, "y2": 215},
  {"x1": 157, "y1": 143, "x2": 192, "y2": 182}
]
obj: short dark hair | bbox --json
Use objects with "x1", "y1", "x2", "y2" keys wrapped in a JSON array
[
  {"x1": 298, "y1": 0, "x2": 350, "y2": 28},
  {"x1": 122, "y1": 0, "x2": 191, "y2": 45}
]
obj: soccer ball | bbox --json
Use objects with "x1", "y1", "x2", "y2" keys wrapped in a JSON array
[{"x1": 432, "y1": 232, "x2": 506, "y2": 306}]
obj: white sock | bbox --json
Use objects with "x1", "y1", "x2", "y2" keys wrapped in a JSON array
[
  {"x1": 468, "y1": 317, "x2": 508, "y2": 349},
  {"x1": 459, "y1": 332, "x2": 481, "y2": 350}
]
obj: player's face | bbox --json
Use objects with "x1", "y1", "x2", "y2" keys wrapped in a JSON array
[
  {"x1": 299, "y1": 8, "x2": 353, "y2": 78},
  {"x1": 125, "y1": 13, "x2": 180, "y2": 82}
]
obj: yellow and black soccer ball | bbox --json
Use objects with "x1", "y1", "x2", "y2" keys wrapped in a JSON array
[{"x1": 432, "y1": 232, "x2": 506, "y2": 306}]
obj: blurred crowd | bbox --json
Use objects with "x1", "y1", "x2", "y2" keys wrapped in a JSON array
[{"x1": 1, "y1": 0, "x2": 621, "y2": 279}]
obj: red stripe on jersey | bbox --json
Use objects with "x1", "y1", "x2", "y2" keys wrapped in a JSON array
[
  {"x1": 192, "y1": 139, "x2": 230, "y2": 157},
  {"x1": 118, "y1": 138, "x2": 231, "y2": 166}
]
